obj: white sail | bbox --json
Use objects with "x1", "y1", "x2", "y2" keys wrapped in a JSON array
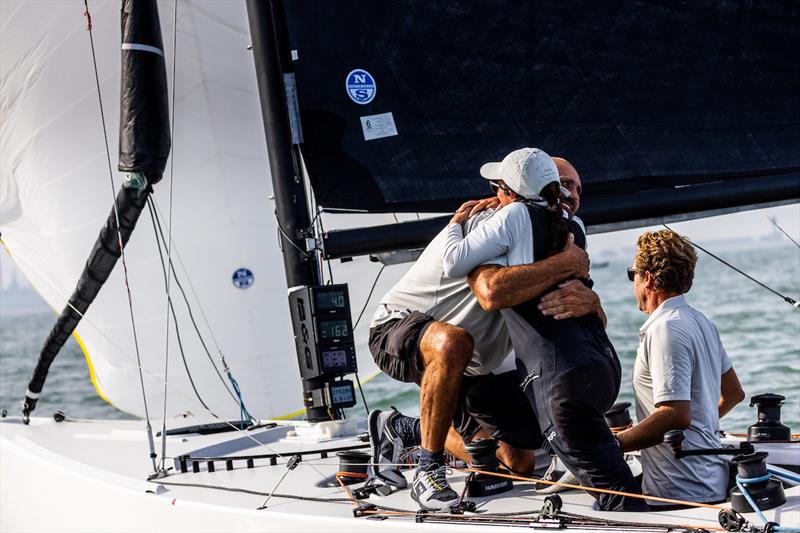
[{"x1": 0, "y1": 0, "x2": 413, "y2": 419}]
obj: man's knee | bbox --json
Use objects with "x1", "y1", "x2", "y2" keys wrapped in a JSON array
[
  {"x1": 420, "y1": 323, "x2": 473, "y2": 370},
  {"x1": 497, "y1": 443, "x2": 535, "y2": 474}
]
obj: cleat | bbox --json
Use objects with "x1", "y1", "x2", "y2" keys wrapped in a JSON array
[
  {"x1": 410, "y1": 463, "x2": 459, "y2": 511},
  {"x1": 368, "y1": 409, "x2": 409, "y2": 489}
]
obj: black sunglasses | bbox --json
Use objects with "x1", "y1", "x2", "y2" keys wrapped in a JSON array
[
  {"x1": 627, "y1": 268, "x2": 640, "y2": 282},
  {"x1": 489, "y1": 181, "x2": 512, "y2": 194}
]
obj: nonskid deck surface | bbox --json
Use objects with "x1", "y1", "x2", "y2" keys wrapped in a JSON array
[{"x1": 2, "y1": 416, "x2": 798, "y2": 531}]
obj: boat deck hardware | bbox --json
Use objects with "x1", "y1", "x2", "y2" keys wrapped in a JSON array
[
  {"x1": 665, "y1": 429, "x2": 755, "y2": 459},
  {"x1": 176, "y1": 442, "x2": 368, "y2": 473},
  {"x1": 156, "y1": 419, "x2": 259, "y2": 437},
  {"x1": 748, "y1": 394, "x2": 791, "y2": 442},
  {"x1": 540, "y1": 494, "x2": 563, "y2": 518},
  {"x1": 257, "y1": 454, "x2": 301, "y2": 510}
]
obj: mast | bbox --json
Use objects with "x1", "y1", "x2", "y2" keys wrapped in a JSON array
[{"x1": 247, "y1": 0, "x2": 335, "y2": 423}]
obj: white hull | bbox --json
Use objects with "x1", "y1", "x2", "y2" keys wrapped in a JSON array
[{"x1": 3, "y1": 416, "x2": 798, "y2": 532}]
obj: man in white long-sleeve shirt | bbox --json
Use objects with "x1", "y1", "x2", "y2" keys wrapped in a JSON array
[
  {"x1": 441, "y1": 148, "x2": 645, "y2": 511},
  {"x1": 367, "y1": 158, "x2": 597, "y2": 510}
]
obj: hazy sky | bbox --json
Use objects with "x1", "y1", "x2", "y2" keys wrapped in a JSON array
[{"x1": 589, "y1": 203, "x2": 800, "y2": 256}]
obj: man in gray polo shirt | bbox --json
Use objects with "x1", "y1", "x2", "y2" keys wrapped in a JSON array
[{"x1": 616, "y1": 229, "x2": 745, "y2": 506}]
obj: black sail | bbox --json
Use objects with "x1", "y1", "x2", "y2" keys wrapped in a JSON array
[
  {"x1": 22, "y1": 0, "x2": 170, "y2": 420},
  {"x1": 281, "y1": 1, "x2": 800, "y2": 256}
]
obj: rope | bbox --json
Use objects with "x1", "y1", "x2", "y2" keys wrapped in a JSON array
[
  {"x1": 146, "y1": 200, "x2": 217, "y2": 417},
  {"x1": 219, "y1": 352, "x2": 254, "y2": 427},
  {"x1": 83, "y1": 0, "x2": 158, "y2": 474},
  {"x1": 354, "y1": 372, "x2": 370, "y2": 417},
  {"x1": 767, "y1": 216, "x2": 800, "y2": 248},
  {"x1": 147, "y1": 204, "x2": 238, "y2": 403},
  {"x1": 735, "y1": 470, "x2": 800, "y2": 532},
  {"x1": 663, "y1": 224, "x2": 799, "y2": 308},
  {"x1": 769, "y1": 469, "x2": 800, "y2": 484},
  {"x1": 159, "y1": 0, "x2": 179, "y2": 474},
  {"x1": 454, "y1": 466, "x2": 727, "y2": 511},
  {"x1": 353, "y1": 264, "x2": 386, "y2": 330}
]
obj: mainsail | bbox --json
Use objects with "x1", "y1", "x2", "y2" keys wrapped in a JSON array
[{"x1": 281, "y1": 1, "x2": 800, "y2": 255}]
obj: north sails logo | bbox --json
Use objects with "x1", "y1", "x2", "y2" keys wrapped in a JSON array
[
  {"x1": 346, "y1": 69, "x2": 376, "y2": 104},
  {"x1": 232, "y1": 268, "x2": 254, "y2": 289}
]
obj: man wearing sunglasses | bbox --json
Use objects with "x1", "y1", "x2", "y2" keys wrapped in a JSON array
[
  {"x1": 366, "y1": 156, "x2": 595, "y2": 510},
  {"x1": 615, "y1": 229, "x2": 744, "y2": 506}
]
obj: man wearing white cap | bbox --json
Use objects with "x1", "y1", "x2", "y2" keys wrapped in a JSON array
[
  {"x1": 443, "y1": 148, "x2": 646, "y2": 512},
  {"x1": 366, "y1": 152, "x2": 596, "y2": 510}
]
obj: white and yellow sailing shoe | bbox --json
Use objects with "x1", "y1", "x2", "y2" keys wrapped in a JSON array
[{"x1": 410, "y1": 463, "x2": 460, "y2": 511}]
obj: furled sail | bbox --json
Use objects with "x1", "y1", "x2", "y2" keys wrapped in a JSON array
[
  {"x1": 283, "y1": 1, "x2": 799, "y2": 237},
  {"x1": 20, "y1": 0, "x2": 171, "y2": 421},
  {"x1": 0, "y1": 1, "x2": 394, "y2": 419}
]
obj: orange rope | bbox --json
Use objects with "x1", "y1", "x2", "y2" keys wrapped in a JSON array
[
  {"x1": 455, "y1": 467, "x2": 727, "y2": 511},
  {"x1": 335, "y1": 471, "x2": 368, "y2": 507}
]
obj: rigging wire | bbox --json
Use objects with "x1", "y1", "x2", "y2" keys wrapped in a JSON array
[
  {"x1": 159, "y1": 0, "x2": 179, "y2": 474},
  {"x1": 353, "y1": 264, "x2": 386, "y2": 330},
  {"x1": 275, "y1": 215, "x2": 308, "y2": 255},
  {"x1": 767, "y1": 216, "x2": 800, "y2": 248},
  {"x1": 147, "y1": 199, "x2": 218, "y2": 418},
  {"x1": 663, "y1": 224, "x2": 799, "y2": 308},
  {"x1": 148, "y1": 204, "x2": 238, "y2": 403},
  {"x1": 351, "y1": 264, "x2": 387, "y2": 415},
  {"x1": 83, "y1": 0, "x2": 159, "y2": 473},
  {"x1": 149, "y1": 202, "x2": 223, "y2": 350},
  {"x1": 314, "y1": 208, "x2": 335, "y2": 284}
]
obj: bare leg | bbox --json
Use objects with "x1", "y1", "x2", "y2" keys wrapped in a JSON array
[
  {"x1": 445, "y1": 426, "x2": 471, "y2": 463},
  {"x1": 417, "y1": 322, "x2": 473, "y2": 455},
  {"x1": 446, "y1": 425, "x2": 536, "y2": 474},
  {"x1": 496, "y1": 441, "x2": 535, "y2": 474}
]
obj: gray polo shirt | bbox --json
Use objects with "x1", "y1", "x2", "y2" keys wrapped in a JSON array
[
  {"x1": 633, "y1": 294, "x2": 733, "y2": 504},
  {"x1": 370, "y1": 209, "x2": 511, "y2": 375}
]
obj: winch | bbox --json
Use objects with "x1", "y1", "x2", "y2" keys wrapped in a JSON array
[
  {"x1": 465, "y1": 439, "x2": 513, "y2": 497},
  {"x1": 729, "y1": 451, "x2": 787, "y2": 513},
  {"x1": 747, "y1": 393, "x2": 791, "y2": 442}
]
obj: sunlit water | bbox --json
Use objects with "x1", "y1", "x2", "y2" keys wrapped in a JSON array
[{"x1": 2, "y1": 241, "x2": 798, "y2": 434}]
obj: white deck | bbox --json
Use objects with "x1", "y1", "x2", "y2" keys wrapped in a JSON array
[{"x1": 2, "y1": 416, "x2": 798, "y2": 532}]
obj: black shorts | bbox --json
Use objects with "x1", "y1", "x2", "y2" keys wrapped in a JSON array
[
  {"x1": 368, "y1": 311, "x2": 435, "y2": 384},
  {"x1": 453, "y1": 371, "x2": 544, "y2": 450}
]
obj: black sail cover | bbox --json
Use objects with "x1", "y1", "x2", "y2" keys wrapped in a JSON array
[
  {"x1": 284, "y1": 1, "x2": 800, "y2": 230},
  {"x1": 23, "y1": 0, "x2": 170, "y2": 419}
]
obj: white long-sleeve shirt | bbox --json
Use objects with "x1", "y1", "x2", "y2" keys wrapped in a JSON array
[
  {"x1": 369, "y1": 209, "x2": 512, "y2": 375},
  {"x1": 442, "y1": 201, "x2": 584, "y2": 276}
]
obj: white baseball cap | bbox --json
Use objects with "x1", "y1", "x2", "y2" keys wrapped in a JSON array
[{"x1": 480, "y1": 147, "x2": 566, "y2": 200}]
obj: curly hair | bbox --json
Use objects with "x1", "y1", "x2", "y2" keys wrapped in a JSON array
[{"x1": 635, "y1": 230, "x2": 697, "y2": 294}]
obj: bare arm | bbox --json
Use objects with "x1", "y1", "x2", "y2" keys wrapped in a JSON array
[
  {"x1": 615, "y1": 401, "x2": 691, "y2": 453},
  {"x1": 466, "y1": 233, "x2": 590, "y2": 311},
  {"x1": 538, "y1": 279, "x2": 607, "y2": 327},
  {"x1": 718, "y1": 367, "x2": 745, "y2": 418}
]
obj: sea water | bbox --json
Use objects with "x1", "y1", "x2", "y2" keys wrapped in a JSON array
[{"x1": 1, "y1": 241, "x2": 798, "y2": 433}]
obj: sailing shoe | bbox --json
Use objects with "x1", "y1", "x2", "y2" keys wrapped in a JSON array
[
  {"x1": 410, "y1": 463, "x2": 460, "y2": 511},
  {"x1": 368, "y1": 409, "x2": 410, "y2": 489},
  {"x1": 534, "y1": 454, "x2": 577, "y2": 494}
]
